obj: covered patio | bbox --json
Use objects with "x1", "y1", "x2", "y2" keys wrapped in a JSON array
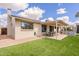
[{"x1": 41, "y1": 20, "x2": 69, "y2": 40}]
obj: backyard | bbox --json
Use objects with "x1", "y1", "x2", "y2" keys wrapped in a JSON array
[{"x1": 0, "y1": 35, "x2": 79, "y2": 56}]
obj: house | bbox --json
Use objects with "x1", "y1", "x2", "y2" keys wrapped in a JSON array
[
  {"x1": 0, "y1": 14, "x2": 69, "y2": 40},
  {"x1": 73, "y1": 20, "x2": 79, "y2": 34},
  {"x1": 76, "y1": 23, "x2": 79, "y2": 33}
]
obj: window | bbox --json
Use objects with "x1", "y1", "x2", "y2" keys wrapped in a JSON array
[
  {"x1": 21, "y1": 22, "x2": 33, "y2": 29},
  {"x1": 42, "y1": 25, "x2": 47, "y2": 32}
]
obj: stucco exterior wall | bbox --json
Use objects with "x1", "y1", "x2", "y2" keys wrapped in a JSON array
[
  {"x1": 0, "y1": 29, "x2": 1, "y2": 35},
  {"x1": 33, "y1": 23, "x2": 42, "y2": 37},
  {"x1": 15, "y1": 20, "x2": 42, "y2": 40},
  {"x1": 7, "y1": 17, "x2": 15, "y2": 39}
]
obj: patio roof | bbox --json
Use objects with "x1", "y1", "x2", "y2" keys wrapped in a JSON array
[
  {"x1": 42, "y1": 20, "x2": 68, "y2": 26},
  {"x1": 11, "y1": 15, "x2": 68, "y2": 26}
]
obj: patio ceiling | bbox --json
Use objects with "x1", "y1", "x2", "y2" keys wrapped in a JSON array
[
  {"x1": 43, "y1": 20, "x2": 68, "y2": 26},
  {"x1": 57, "y1": 20, "x2": 68, "y2": 26}
]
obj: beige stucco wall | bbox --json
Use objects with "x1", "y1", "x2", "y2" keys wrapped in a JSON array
[
  {"x1": 7, "y1": 17, "x2": 15, "y2": 39},
  {"x1": 0, "y1": 28, "x2": 1, "y2": 35},
  {"x1": 15, "y1": 20, "x2": 42, "y2": 40},
  {"x1": 33, "y1": 23, "x2": 42, "y2": 37}
]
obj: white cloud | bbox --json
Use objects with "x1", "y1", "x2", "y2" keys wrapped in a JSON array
[
  {"x1": 0, "y1": 3, "x2": 29, "y2": 11},
  {"x1": 0, "y1": 13, "x2": 8, "y2": 18},
  {"x1": 41, "y1": 19, "x2": 47, "y2": 22},
  {"x1": 18, "y1": 7, "x2": 45, "y2": 20},
  {"x1": 0, "y1": 13, "x2": 8, "y2": 27},
  {"x1": 56, "y1": 8, "x2": 67, "y2": 14},
  {"x1": 69, "y1": 22, "x2": 74, "y2": 25},
  {"x1": 56, "y1": 16, "x2": 69, "y2": 22},
  {"x1": 48, "y1": 17, "x2": 54, "y2": 21},
  {"x1": 56, "y1": 16, "x2": 73, "y2": 25},
  {"x1": 74, "y1": 20, "x2": 79, "y2": 24}
]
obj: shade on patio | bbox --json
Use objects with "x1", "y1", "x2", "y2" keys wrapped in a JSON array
[
  {"x1": 42, "y1": 20, "x2": 68, "y2": 26},
  {"x1": 42, "y1": 20, "x2": 69, "y2": 39}
]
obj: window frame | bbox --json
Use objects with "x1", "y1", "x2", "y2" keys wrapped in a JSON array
[{"x1": 21, "y1": 21, "x2": 33, "y2": 30}]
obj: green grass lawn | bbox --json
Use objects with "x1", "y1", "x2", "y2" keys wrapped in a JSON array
[{"x1": 0, "y1": 35, "x2": 79, "y2": 56}]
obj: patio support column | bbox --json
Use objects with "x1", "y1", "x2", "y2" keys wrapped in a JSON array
[
  {"x1": 62, "y1": 26, "x2": 64, "y2": 34},
  {"x1": 56, "y1": 20, "x2": 57, "y2": 39},
  {"x1": 61, "y1": 26, "x2": 63, "y2": 34},
  {"x1": 63, "y1": 26, "x2": 65, "y2": 34},
  {"x1": 66, "y1": 26, "x2": 68, "y2": 34},
  {"x1": 54, "y1": 26, "x2": 55, "y2": 32},
  {"x1": 60, "y1": 26, "x2": 62, "y2": 34},
  {"x1": 47, "y1": 25, "x2": 49, "y2": 33},
  {"x1": 59, "y1": 26, "x2": 61, "y2": 34}
]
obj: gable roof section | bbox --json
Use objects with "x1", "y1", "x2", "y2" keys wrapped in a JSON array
[{"x1": 10, "y1": 15, "x2": 42, "y2": 24}]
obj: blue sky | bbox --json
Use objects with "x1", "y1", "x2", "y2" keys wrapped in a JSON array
[
  {"x1": 29, "y1": 3, "x2": 79, "y2": 22},
  {"x1": 0, "y1": 3, "x2": 79, "y2": 22}
]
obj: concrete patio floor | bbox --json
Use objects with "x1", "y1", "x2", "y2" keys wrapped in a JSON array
[
  {"x1": 0, "y1": 34, "x2": 67, "y2": 48},
  {"x1": 0, "y1": 36, "x2": 42, "y2": 48},
  {"x1": 0, "y1": 35, "x2": 10, "y2": 39},
  {"x1": 45, "y1": 34, "x2": 68, "y2": 40}
]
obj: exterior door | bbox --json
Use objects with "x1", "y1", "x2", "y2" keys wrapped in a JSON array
[
  {"x1": 1, "y1": 28, "x2": 7, "y2": 35},
  {"x1": 49, "y1": 26, "x2": 54, "y2": 32},
  {"x1": 77, "y1": 25, "x2": 79, "y2": 33}
]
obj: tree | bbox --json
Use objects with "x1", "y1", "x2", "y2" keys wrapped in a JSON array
[{"x1": 75, "y1": 12, "x2": 79, "y2": 17}]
